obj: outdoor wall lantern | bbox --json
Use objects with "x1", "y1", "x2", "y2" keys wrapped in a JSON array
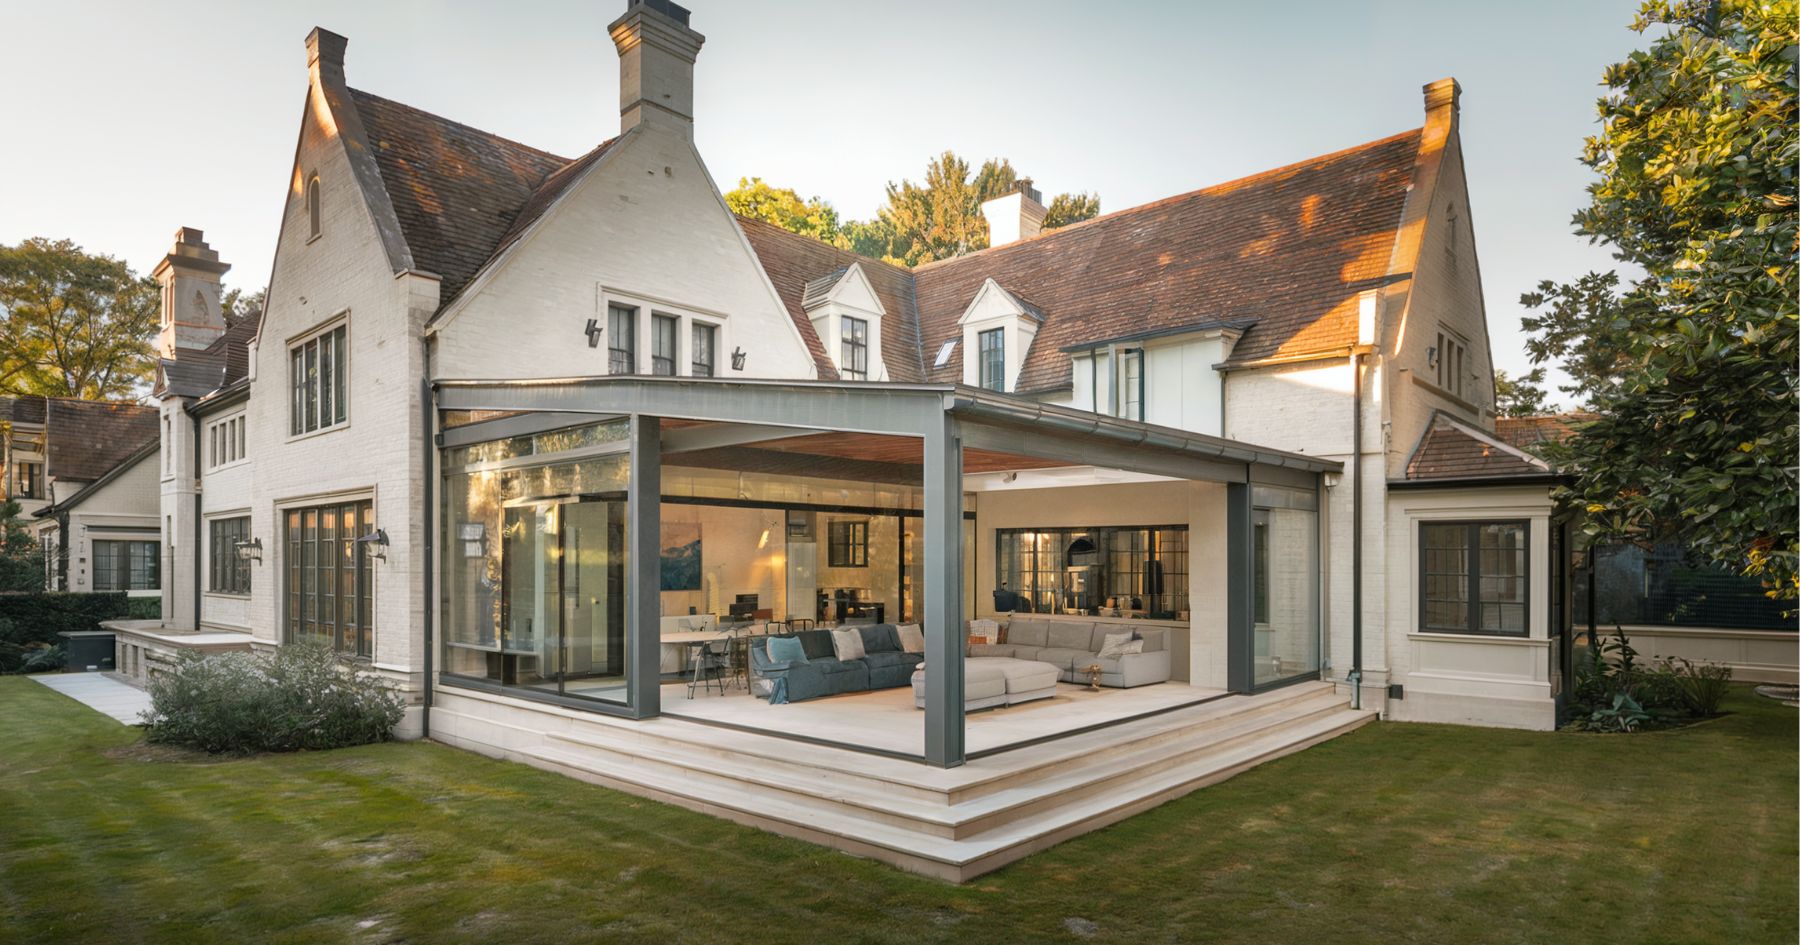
[
  {"x1": 731, "y1": 346, "x2": 747, "y2": 371},
  {"x1": 355, "y1": 528, "x2": 390, "y2": 561},
  {"x1": 234, "y1": 537, "x2": 263, "y2": 563},
  {"x1": 1426, "y1": 345, "x2": 1439, "y2": 369},
  {"x1": 584, "y1": 318, "x2": 603, "y2": 348}
]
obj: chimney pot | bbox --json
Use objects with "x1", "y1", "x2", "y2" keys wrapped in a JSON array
[
  {"x1": 982, "y1": 184, "x2": 1047, "y2": 248},
  {"x1": 152, "y1": 227, "x2": 230, "y2": 360}
]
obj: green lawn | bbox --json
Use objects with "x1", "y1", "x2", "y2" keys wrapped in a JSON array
[{"x1": 1, "y1": 677, "x2": 1793, "y2": 945}]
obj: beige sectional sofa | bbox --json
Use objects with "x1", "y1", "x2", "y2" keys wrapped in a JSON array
[{"x1": 969, "y1": 618, "x2": 1171, "y2": 688}]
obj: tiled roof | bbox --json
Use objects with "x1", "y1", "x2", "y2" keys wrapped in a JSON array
[
  {"x1": 155, "y1": 315, "x2": 261, "y2": 400},
  {"x1": 0, "y1": 395, "x2": 47, "y2": 425},
  {"x1": 349, "y1": 89, "x2": 575, "y2": 304},
  {"x1": 43, "y1": 399, "x2": 159, "y2": 482},
  {"x1": 1404, "y1": 412, "x2": 1551, "y2": 482},
  {"x1": 738, "y1": 217, "x2": 928, "y2": 382},
  {"x1": 912, "y1": 129, "x2": 1423, "y2": 391},
  {"x1": 1493, "y1": 413, "x2": 1594, "y2": 453},
  {"x1": 800, "y1": 267, "x2": 851, "y2": 309}
]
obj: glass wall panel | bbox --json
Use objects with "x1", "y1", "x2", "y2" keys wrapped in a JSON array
[
  {"x1": 994, "y1": 526, "x2": 1189, "y2": 617},
  {"x1": 442, "y1": 420, "x2": 631, "y2": 705},
  {"x1": 1252, "y1": 504, "x2": 1319, "y2": 686}
]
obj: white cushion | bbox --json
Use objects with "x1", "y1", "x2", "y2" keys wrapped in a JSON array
[
  {"x1": 894, "y1": 623, "x2": 925, "y2": 654},
  {"x1": 830, "y1": 627, "x2": 866, "y2": 662},
  {"x1": 1096, "y1": 631, "x2": 1136, "y2": 660}
]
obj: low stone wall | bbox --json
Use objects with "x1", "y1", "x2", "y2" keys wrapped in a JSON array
[
  {"x1": 1579, "y1": 625, "x2": 1798, "y2": 685},
  {"x1": 100, "y1": 620, "x2": 256, "y2": 686}
]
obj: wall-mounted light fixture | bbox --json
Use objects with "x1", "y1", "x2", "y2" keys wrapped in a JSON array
[
  {"x1": 355, "y1": 528, "x2": 390, "y2": 561},
  {"x1": 1426, "y1": 345, "x2": 1439, "y2": 369},
  {"x1": 234, "y1": 537, "x2": 263, "y2": 563},
  {"x1": 584, "y1": 318, "x2": 603, "y2": 348},
  {"x1": 731, "y1": 347, "x2": 747, "y2": 371}
]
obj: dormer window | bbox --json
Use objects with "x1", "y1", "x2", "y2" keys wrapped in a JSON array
[
  {"x1": 841, "y1": 316, "x2": 869, "y2": 380},
  {"x1": 977, "y1": 328, "x2": 1005, "y2": 391},
  {"x1": 306, "y1": 173, "x2": 322, "y2": 240}
]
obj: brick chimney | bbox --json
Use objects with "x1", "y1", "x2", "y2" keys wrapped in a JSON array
[
  {"x1": 152, "y1": 227, "x2": 230, "y2": 358},
  {"x1": 982, "y1": 179, "x2": 1046, "y2": 247},
  {"x1": 609, "y1": 0, "x2": 706, "y2": 138}
]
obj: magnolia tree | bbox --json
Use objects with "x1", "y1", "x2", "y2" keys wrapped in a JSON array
[{"x1": 1521, "y1": 0, "x2": 1797, "y2": 596}]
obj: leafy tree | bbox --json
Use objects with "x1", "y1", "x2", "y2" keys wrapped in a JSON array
[
  {"x1": 1044, "y1": 191, "x2": 1102, "y2": 230},
  {"x1": 0, "y1": 499, "x2": 44, "y2": 593},
  {"x1": 1494, "y1": 368, "x2": 1551, "y2": 417},
  {"x1": 0, "y1": 238, "x2": 159, "y2": 398},
  {"x1": 724, "y1": 178, "x2": 841, "y2": 243},
  {"x1": 219, "y1": 286, "x2": 265, "y2": 328},
  {"x1": 731, "y1": 153, "x2": 1101, "y2": 266},
  {"x1": 1520, "y1": 0, "x2": 1797, "y2": 594}
]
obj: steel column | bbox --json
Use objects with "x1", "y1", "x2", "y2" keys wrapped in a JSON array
[
  {"x1": 627, "y1": 414, "x2": 662, "y2": 719},
  {"x1": 922, "y1": 407, "x2": 965, "y2": 768},
  {"x1": 1225, "y1": 479, "x2": 1253, "y2": 693}
]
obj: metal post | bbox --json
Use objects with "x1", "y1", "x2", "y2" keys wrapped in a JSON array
[
  {"x1": 628, "y1": 414, "x2": 662, "y2": 719},
  {"x1": 1225, "y1": 479, "x2": 1252, "y2": 693},
  {"x1": 922, "y1": 406, "x2": 965, "y2": 767}
]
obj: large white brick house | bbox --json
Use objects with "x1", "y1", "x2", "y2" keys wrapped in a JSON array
[{"x1": 129, "y1": 0, "x2": 1575, "y2": 878}]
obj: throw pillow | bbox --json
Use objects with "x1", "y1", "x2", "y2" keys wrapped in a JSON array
[
  {"x1": 894, "y1": 624, "x2": 925, "y2": 654},
  {"x1": 765, "y1": 635, "x2": 807, "y2": 664},
  {"x1": 1115, "y1": 639, "x2": 1145, "y2": 656},
  {"x1": 830, "y1": 627, "x2": 867, "y2": 662},
  {"x1": 1096, "y1": 631, "x2": 1136, "y2": 660}
]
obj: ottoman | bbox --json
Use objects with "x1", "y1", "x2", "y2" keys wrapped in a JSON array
[{"x1": 912, "y1": 657, "x2": 1061, "y2": 711}]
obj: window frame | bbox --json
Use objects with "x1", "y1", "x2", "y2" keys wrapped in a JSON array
[
  {"x1": 93, "y1": 539, "x2": 159, "y2": 592},
  {"x1": 691, "y1": 321, "x2": 717, "y2": 377},
  {"x1": 283, "y1": 498, "x2": 375, "y2": 659},
  {"x1": 208, "y1": 515, "x2": 252, "y2": 596},
  {"x1": 14, "y1": 461, "x2": 42, "y2": 500},
  {"x1": 1435, "y1": 329, "x2": 1467, "y2": 399},
  {"x1": 827, "y1": 518, "x2": 869, "y2": 568},
  {"x1": 840, "y1": 315, "x2": 869, "y2": 381},
  {"x1": 288, "y1": 320, "x2": 349, "y2": 438},
  {"x1": 206, "y1": 414, "x2": 247, "y2": 471},
  {"x1": 977, "y1": 327, "x2": 1005, "y2": 391},
  {"x1": 1418, "y1": 519, "x2": 1530, "y2": 638},
  {"x1": 607, "y1": 303, "x2": 637, "y2": 375},
  {"x1": 1122, "y1": 349, "x2": 1145, "y2": 421},
  {"x1": 306, "y1": 173, "x2": 322, "y2": 241},
  {"x1": 650, "y1": 312, "x2": 679, "y2": 376}
]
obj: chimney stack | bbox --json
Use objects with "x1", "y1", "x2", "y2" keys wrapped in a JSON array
[
  {"x1": 981, "y1": 178, "x2": 1047, "y2": 247},
  {"x1": 152, "y1": 227, "x2": 230, "y2": 359},
  {"x1": 609, "y1": 0, "x2": 706, "y2": 139}
]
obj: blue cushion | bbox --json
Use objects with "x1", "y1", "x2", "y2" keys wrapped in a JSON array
[
  {"x1": 796, "y1": 630, "x2": 836, "y2": 661},
  {"x1": 859, "y1": 624, "x2": 899, "y2": 653},
  {"x1": 765, "y1": 635, "x2": 807, "y2": 664}
]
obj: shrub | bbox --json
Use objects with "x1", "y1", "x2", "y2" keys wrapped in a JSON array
[
  {"x1": 1664, "y1": 657, "x2": 1733, "y2": 717},
  {"x1": 1627, "y1": 664, "x2": 1689, "y2": 713},
  {"x1": 1587, "y1": 692, "x2": 1651, "y2": 733},
  {"x1": 144, "y1": 642, "x2": 405, "y2": 754}
]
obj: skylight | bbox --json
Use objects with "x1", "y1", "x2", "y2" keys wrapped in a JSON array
[{"x1": 934, "y1": 340, "x2": 957, "y2": 368}]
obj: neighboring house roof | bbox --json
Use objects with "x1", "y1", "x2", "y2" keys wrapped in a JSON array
[
  {"x1": 348, "y1": 89, "x2": 598, "y2": 307},
  {"x1": 42, "y1": 399, "x2": 159, "y2": 483},
  {"x1": 1402, "y1": 411, "x2": 1553, "y2": 483},
  {"x1": 0, "y1": 395, "x2": 47, "y2": 426},
  {"x1": 32, "y1": 439, "x2": 158, "y2": 518}
]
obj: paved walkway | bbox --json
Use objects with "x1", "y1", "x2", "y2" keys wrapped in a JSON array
[{"x1": 32, "y1": 673, "x2": 153, "y2": 724}]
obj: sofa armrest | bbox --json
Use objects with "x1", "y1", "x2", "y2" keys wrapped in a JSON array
[{"x1": 1115, "y1": 648, "x2": 1171, "y2": 686}]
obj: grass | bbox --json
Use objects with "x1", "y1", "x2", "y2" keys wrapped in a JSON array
[{"x1": 0, "y1": 677, "x2": 1793, "y2": 945}]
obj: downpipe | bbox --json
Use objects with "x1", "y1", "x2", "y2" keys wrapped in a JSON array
[{"x1": 1349, "y1": 349, "x2": 1364, "y2": 711}]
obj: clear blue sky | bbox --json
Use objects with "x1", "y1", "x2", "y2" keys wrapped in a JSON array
[{"x1": 0, "y1": 0, "x2": 1644, "y2": 402}]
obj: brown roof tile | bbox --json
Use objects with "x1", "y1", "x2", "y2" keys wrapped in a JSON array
[
  {"x1": 44, "y1": 399, "x2": 159, "y2": 482},
  {"x1": 0, "y1": 395, "x2": 47, "y2": 425},
  {"x1": 349, "y1": 89, "x2": 573, "y2": 304},
  {"x1": 1493, "y1": 413, "x2": 1594, "y2": 453},
  {"x1": 1405, "y1": 412, "x2": 1550, "y2": 481}
]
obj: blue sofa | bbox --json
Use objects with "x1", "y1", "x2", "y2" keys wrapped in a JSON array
[{"x1": 749, "y1": 624, "x2": 922, "y2": 703}]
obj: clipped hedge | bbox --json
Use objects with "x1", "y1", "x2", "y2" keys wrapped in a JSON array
[
  {"x1": 144, "y1": 642, "x2": 405, "y2": 753},
  {"x1": 0, "y1": 592, "x2": 153, "y2": 673}
]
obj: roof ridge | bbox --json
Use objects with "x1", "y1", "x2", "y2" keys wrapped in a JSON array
[
  {"x1": 915, "y1": 126, "x2": 1425, "y2": 272},
  {"x1": 1433, "y1": 411, "x2": 1550, "y2": 470},
  {"x1": 346, "y1": 86, "x2": 573, "y2": 163},
  {"x1": 732, "y1": 216, "x2": 918, "y2": 279}
]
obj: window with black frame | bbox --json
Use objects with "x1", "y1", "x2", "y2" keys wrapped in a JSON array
[
  {"x1": 996, "y1": 526, "x2": 1188, "y2": 616},
  {"x1": 289, "y1": 324, "x2": 348, "y2": 436},
  {"x1": 93, "y1": 540, "x2": 158, "y2": 591},
  {"x1": 978, "y1": 327, "x2": 1005, "y2": 391},
  {"x1": 841, "y1": 316, "x2": 868, "y2": 380},
  {"x1": 651, "y1": 313, "x2": 678, "y2": 376},
  {"x1": 209, "y1": 517, "x2": 252, "y2": 595},
  {"x1": 691, "y1": 322, "x2": 716, "y2": 376},
  {"x1": 285, "y1": 500, "x2": 374, "y2": 657},
  {"x1": 14, "y1": 461, "x2": 42, "y2": 499},
  {"x1": 608, "y1": 304, "x2": 636, "y2": 374},
  {"x1": 828, "y1": 519, "x2": 869, "y2": 567},
  {"x1": 1420, "y1": 520, "x2": 1528, "y2": 636}
]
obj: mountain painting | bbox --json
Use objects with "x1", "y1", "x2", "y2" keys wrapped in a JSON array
[{"x1": 661, "y1": 522, "x2": 701, "y2": 591}]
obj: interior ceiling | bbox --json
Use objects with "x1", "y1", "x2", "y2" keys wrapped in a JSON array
[{"x1": 662, "y1": 423, "x2": 1071, "y2": 480}]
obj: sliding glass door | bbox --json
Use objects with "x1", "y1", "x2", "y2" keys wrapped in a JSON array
[{"x1": 498, "y1": 497, "x2": 628, "y2": 703}]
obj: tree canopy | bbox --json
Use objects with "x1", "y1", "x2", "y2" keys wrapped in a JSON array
[
  {"x1": 1520, "y1": 0, "x2": 1797, "y2": 593},
  {"x1": 1494, "y1": 368, "x2": 1551, "y2": 418},
  {"x1": 723, "y1": 151, "x2": 1101, "y2": 267},
  {"x1": 0, "y1": 238, "x2": 159, "y2": 399}
]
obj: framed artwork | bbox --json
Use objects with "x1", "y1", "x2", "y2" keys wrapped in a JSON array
[{"x1": 661, "y1": 522, "x2": 702, "y2": 591}]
